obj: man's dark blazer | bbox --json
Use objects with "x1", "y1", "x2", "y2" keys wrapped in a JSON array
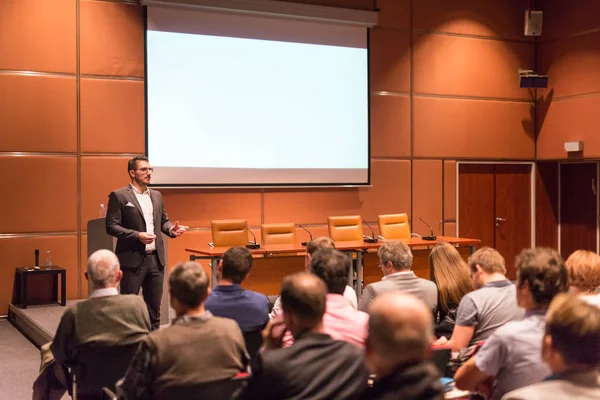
[
  {"x1": 106, "y1": 185, "x2": 174, "y2": 269},
  {"x1": 238, "y1": 332, "x2": 368, "y2": 400}
]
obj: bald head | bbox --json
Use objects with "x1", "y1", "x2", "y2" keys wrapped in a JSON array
[
  {"x1": 367, "y1": 292, "x2": 434, "y2": 368},
  {"x1": 281, "y1": 272, "x2": 327, "y2": 331},
  {"x1": 86, "y1": 249, "x2": 121, "y2": 289}
]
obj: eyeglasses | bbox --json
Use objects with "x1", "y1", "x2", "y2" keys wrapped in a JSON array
[{"x1": 137, "y1": 167, "x2": 154, "y2": 173}]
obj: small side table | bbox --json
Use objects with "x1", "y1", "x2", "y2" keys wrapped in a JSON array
[{"x1": 13, "y1": 266, "x2": 66, "y2": 309}]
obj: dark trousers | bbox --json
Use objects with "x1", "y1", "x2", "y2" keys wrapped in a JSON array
[{"x1": 120, "y1": 254, "x2": 163, "y2": 330}]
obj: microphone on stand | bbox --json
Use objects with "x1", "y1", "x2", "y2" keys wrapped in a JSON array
[
  {"x1": 298, "y1": 224, "x2": 313, "y2": 246},
  {"x1": 243, "y1": 225, "x2": 261, "y2": 249},
  {"x1": 419, "y1": 218, "x2": 437, "y2": 240},
  {"x1": 362, "y1": 220, "x2": 379, "y2": 243}
]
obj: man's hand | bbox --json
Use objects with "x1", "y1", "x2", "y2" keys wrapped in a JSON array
[
  {"x1": 171, "y1": 221, "x2": 189, "y2": 237},
  {"x1": 138, "y1": 232, "x2": 156, "y2": 244},
  {"x1": 261, "y1": 319, "x2": 286, "y2": 350}
]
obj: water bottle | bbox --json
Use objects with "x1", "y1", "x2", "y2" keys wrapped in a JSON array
[
  {"x1": 99, "y1": 204, "x2": 107, "y2": 218},
  {"x1": 45, "y1": 250, "x2": 52, "y2": 268}
]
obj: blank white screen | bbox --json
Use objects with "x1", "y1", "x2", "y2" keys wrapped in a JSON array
[{"x1": 146, "y1": 7, "x2": 369, "y2": 186}]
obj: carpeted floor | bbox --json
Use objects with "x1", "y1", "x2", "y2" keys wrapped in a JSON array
[{"x1": 0, "y1": 320, "x2": 41, "y2": 399}]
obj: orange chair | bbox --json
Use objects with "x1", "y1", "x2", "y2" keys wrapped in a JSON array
[
  {"x1": 377, "y1": 213, "x2": 411, "y2": 240},
  {"x1": 327, "y1": 215, "x2": 364, "y2": 242},
  {"x1": 211, "y1": 219, "x2": 249, "y2": 247},
  {"x1": 261, "y1": 223, "x2": 297, "y2": 245}
]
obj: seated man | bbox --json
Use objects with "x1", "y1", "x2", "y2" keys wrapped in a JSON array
[
  {"x1": 565, "y1": 250, "x2": 600, "y2": 307},
  {"x1": 270, "y1": 236, "x2": 357, "y2": 319},
  {"x1": 205, "y1": 246, "x2": 269, "y2": 332},
  {"x1": 502, "y1": 294, "x2": 600, "y2": 400},
  {"x1": 36, "y1": 250, "x2": 150, "y2": 398},
  {"x1": 359, "y1": 241, "x2": 437, "y2": 313},
  {"x1": 434, "y1": 247, "x2": 523, "y2": 351},
  {"x1": 455, "y1": 247, "x2": 569, "y2": 400},
  {"x1": 237, "y1": 272, "x2": 369, "y2": 399},
  {"x1": 117, "y1": 261, "x2": 248, "y2": 399},
  {"x1": 360, "y1": 292, "x2": 444, "y2": 400}
]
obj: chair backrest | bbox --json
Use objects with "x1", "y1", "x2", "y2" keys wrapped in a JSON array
[
  {"x1": 211, "y1": 219, "x2": 249, "y2": 247},
  {"x1": 327, "y1": 215, "x2": 364, "y2": 242},
  {"x1": 243, "y1": 330, "x2": 264, "y2": 360},
  {"x1": 261, "y1": 223, "x2": 297, "y2": 245},
  {"x1": 377, "y1": 213, "x2": 411, "y2": 239},
  {"x1": 158, "y1": 375, "x2": 249, "y2": 400},
  {"x1": 67, "y1": 341, "x2": 141, "y2": 397}
]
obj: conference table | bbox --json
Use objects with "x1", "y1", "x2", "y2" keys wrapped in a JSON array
[{"x1": 186, "y1": 236, "x2": 480, "y2": 297}]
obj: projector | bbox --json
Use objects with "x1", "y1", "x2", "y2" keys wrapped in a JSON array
[{"x1": 519, "y1": 69, "x2": 548, "y2": 88}]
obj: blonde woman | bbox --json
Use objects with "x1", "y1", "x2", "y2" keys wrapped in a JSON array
[
  {"x1": 565, "y1": 250, "x2": 600, "y2": 307},
  {"x1": 429, "y1": 242, "x2": 475, "y2": 338}
]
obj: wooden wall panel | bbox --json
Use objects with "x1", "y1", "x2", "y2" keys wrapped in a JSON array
[
  {"x1": 81, "y1": 79, "x2": 145, "y2": 153},
  {"x1": 413, "y1": 0, "x2": 531, "y2": 40},
  {"x1": 0, "y1": 235, "x2": 78, "y2": 314},
  {"x1": 80, "y1": 0, "x2": 144, "y2": 77},
  {"x1": 376, "y1": 0, "x2": 411, "y2": 28},
  {"x1": 538, "y1": 0, "x2": 600, "y2": 39},
  {"x1": 370, "y1": 27, "x2": 411, "y2": 93},
  {"x1": 165, "y1": 230, "x2": 212, "y2": 274},
  {"x1": 0, "y1": 0, "x2": 76, "y2": 73},
  {"x1": 413, "y1": 34, "x2": 534, "y2": 100},
  {"x1": 413, "y1": 97, "x2": 535, "y2": 159},
  {"x1": 413, "y1": 160, "x2": 443, "y2": 237},
  {"x1": 537, "y1": 97, "x2": 600, "y2": 159},
  {"x1": 370, "y1": 95, "x2": 410, "y2": 158},
  {"x1": 535, "y1": 162, "x2": 559, "y2": 248},
  {"x1": 0, "y1": 156, "x2": 77, "y2": 233},
  {"x1": 0, "y1": 75, "x2": 76, "y2": 152}
]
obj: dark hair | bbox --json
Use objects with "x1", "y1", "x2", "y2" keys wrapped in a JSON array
[
  {"x1": 306, "y1": 236, "x2": 335, "y2": 255},
  {"x1": 128, "y1": 155, "x2": 149, "y2": 172},
  {"x1": 221, "y1": 246, "x2": 253, "y2": 284},
  {"x1": 281, "y1": 272, "x2": 326, "y2": 327},
  {"x1": 546, "y1": 293, "x2": 600, "y2": 367},
  {"x1": 516, "y1": 248, "x2": 569, "y2": 307},
  {"x1": 169, "y1": 261, "x2": 209, "y2": 308},
  {"x1": 310, "y1": 248, "x2": 349, "y2": 295}
]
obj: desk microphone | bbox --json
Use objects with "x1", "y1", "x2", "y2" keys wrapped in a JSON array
[
  {"x1": 243, "y1": 225, "x2": 261, "y2": 249},
  {"x1": 362, "y1": 220, "x2": 379, "y2": 243},
  {"x1": 298, "y1": 224, "x2": 313, "y2": 246},
  {"x1": 419, "y1": 218, "x2": 437, "y2": 241}
]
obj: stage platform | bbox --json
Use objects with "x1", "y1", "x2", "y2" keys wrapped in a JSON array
[{"x1": 8, "y1": 300, "x2": 81, "y2": 348}]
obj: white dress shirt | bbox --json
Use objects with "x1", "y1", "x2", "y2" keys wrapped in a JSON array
[
  {"x1": 130, "y1": 184, "x2": 155, "y2": 252},
  {"x1": 89, "y1": 287, "x2": 119, "y2": 299}
]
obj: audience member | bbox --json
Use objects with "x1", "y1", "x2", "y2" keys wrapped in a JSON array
[
  {"x1": 359, "y1": 292, "x2": 445, "y2": 400},
  {"x1": 205, "y1": 246, "x2": 269, "y2": 332},
  {"x1": 565, "y1": 249, "x2": 600, "y2": 307},
  {"x1": 434, "y1": 247, "x2": 523, "y2": 351},
  {"x1": 359, "y1": 241, "x2": 437, "y2": 313},
  {"x1": 270, "y1": 236, "x2": 357, "y2": 319},
  {"x1": 236, "y1": 272, "x2": 369, "y2": 399},
  {"x1": 429, "y1": 242, "x2": 474, "y2": 338},
  {"x1": 502, "y1": 293, "x2": 600, "y2": 400},
  {"x1": 34, "y1": 250, "x2": 150, "y2": 399},
  {"x1": 455, "y1": 247, "x2": 569, "y2": 400},
  {"x1": 117, "y1": 261, "x2": 247, "y2": 399}
]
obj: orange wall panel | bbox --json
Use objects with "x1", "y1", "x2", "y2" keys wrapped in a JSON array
[
  {"x1": 0, "y1": 75, "x2": 76, "y2": 152},
  {"x1": 161, "y1": 190, "x2": 263, "y2": 228},
  {"x1": 413, "y1": 0, "x2": 531, "y2": 40},
  {"x1": 538, "y1": 32, "x2": 600, "y2": 99},
  {"x1": 539, "y1": 0, "x2": 600, "y2": 39},
  {"x1": 0, "y1": 156, "x2": 77, "y2": 233},
  {"x1": 81, "y1": 78, "x2": 145, "y2": 153},
  {"x1": 413, "y1": 34, "x2": 534, "y2": 100},
  {"x1": 537, "y1": 96, "x2": 600, "y2": 159},
  {"x1": 0, "y1": 235, "x2": 78, "y2": 315},
  {"x1": 80, "y1": 156, "x2": 132, "y2": 229},
  {"x1": 167, "y1": 230, "x2": 214, "y2": 279},
  {"x1": 413, "y1": 97, "x2": 535, "y2": 159},
  {"x1": 377, "y1": 0, "x2": 410, "y2": 28},
  {"x1": 370, "y1": 27, "x2": 411, "y2": 93},
  {"x1": 413, "y1": 160, "x2": 443, "y2": 237},
  {"x1": 370, "y1": 94, "x2": 410, "y2": 158},
  {"x1": 80, "y1": 0, "x2": 144, "y2": 77},
  {"x1": 444, "y1": 160, "x2": 457, "y2": 220},
  {"x1": 0, "y1": 0, "x2": 76, "y2": 73},
  {"x1": 358, "y1": 160, "x2": 411, "y2": 222}
]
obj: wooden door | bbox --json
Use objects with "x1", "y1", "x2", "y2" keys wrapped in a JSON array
[
  {"x1": 560, "y1": 163, "x2": 597, "y2": 258},
  {"x1": 495, "y1": 164, "x2": 532, "y2": 279},
  {"x1": 458, "y1": 164, "x2": 495, "y2": 249}
]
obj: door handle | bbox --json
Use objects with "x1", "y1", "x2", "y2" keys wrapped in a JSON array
[{"x1": 495, "y1": 217, "x2": 506, "y2": 227}]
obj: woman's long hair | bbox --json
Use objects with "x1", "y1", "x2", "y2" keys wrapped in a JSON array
[{"x1": 429, "y1": 242, "x2": 474, "y2": 313}]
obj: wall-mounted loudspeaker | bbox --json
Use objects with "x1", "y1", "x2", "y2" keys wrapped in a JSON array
[{"x1": 524, "y1": 10, "x2": 543, "y2": 36}]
